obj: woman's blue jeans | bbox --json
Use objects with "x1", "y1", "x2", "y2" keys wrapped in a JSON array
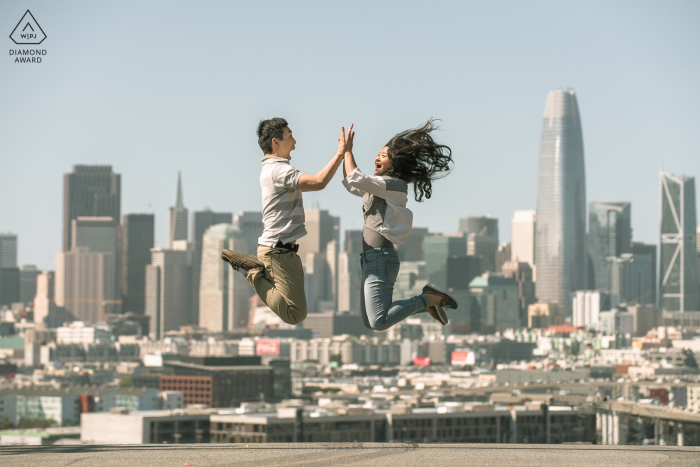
[{"x1": 360, "y1": 248, "x2": 429, "y2": 331}]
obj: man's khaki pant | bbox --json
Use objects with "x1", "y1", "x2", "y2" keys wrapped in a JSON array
[{"x1": 245, "y1": 245, "x2": 307, "y2": 325}]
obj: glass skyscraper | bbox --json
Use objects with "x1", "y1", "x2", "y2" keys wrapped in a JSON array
[
  {"x1": 534, "y1": 89, "x2": 587, "y2": 316},
  {"x1": 588, "y1": 202, "x2": 631, "y2": 291},
  {"x1": 660, "y1": 171, "x2": 699, "y2": 312}
]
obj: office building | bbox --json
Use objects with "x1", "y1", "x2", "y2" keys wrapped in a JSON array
[
  {"x1": 469, "y1": 275, "x2": 521, "y2": 332},
  {"x1": 626, "y1": 304, "x2": 659, "y2": 337},
  {"x1": 0, "y1": 267, "x2": 19, "y2": 307},
  {"x1": 199, "y1": 224, "x2": 251, "y2": 331},
  {"x1": 296, "y1": 207, "x2": 340, "y2": 258},
  {"x1": 19, "y1": 265, "x2": 39, "y2": 305},
  {"x1": 337, "y1": 251, "x2": 361, "y2": 314},
  {"x1": 343, "y1": 229, "x2": 363, "y2": 256},
  {"x1": 81, "y1": 409, "x2": 211, "y2": 444},
  {"x1": 162, "y1": 359, "x2": 284, "y2": 407},
  {"x1": 398, "y1": 227, "x2": 429, "y2": 261},
  {"x1": 446, "y1": 255, "x2": 481, "y2": 291},
  {"x1": 145, "y1": 248, "x2": 190, "y2": 339},
  {"x1": 660, "y1": 171, "x2": 699, "y2": 312},
  {"x1": 33, "y1": 271, "x2": 56, "y2": 325},
  {"x1": 631, "y1": 242, "x2": 657, "y2": 305},
  {"x1": 16, "y1": 387, "x2": 82, "y2": 426},
  {"x1": 120, "y1": 214, "x2": 155, "y2": 315},
  {"x1": 63, "y1": 165, "x2": 121, "y2": 252},
  {"x1": 511, "y1": 211, "x2": 536, "y2": 270},
  {"x1": 572, "y1": 290, "x2": 611, "y2": 330},
  {"x1": 534, "y1": 89, "x2": 587, "y2": 316},
  {"x1": 234, "y1": 211, "x2": 264, "y2": 256},
  {"x1": 500, "y1": 261, "x2": 536, "y2": 327},
  {"x1": 304, "y1": 252, "x2": 333, "y2": 314},
  {"x1": 191, "y1": 210, "x2": 233, "y2": 323},
  {"x1": 0, "y1": 233, "x2": 18, "y2": 268},
  {"x1": 495, "y1": 243, "x2": 511, "y2": 272},
  {"x1": 169, "y1": 172, "x2": 188, "y2": 248},
  {"x1": 423, "y1": 233, "x2": 467, "y2": 289},
  {"x1": 55, "y1": 248, "x2": 116, "y2": 323},
  {"x1": 599, "y1": 309, "x2": 634, "y2": 335},
  {"x1": 588, "y1": 202, "x2": 631, "y2": 291},
  {"x1": 527, "y1": 302, "x2": 564, "y2": 329},
  {"x1": 460, "y1": 216, "x2": 499, "y2": 272},
  {"x1": 607, "y1": 254, "x2": 654, "y2": 306}
]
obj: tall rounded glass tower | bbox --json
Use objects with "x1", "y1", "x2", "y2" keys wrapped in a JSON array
[{"x1": 534, "y1": 89, "x2": 587, "y2": 316}]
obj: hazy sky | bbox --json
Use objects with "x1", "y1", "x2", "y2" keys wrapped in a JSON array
[{"x1": 1, "y1": 0, "x2": 699, "y2": 270}]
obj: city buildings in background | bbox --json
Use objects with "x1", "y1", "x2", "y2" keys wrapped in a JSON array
[{"x1": 1, "y1": 87, "x2": 700, "y2": 448}]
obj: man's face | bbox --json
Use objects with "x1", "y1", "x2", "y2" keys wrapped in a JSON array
[{"x1": 274, "y1": 127, "x2": 296, "y2": 158}]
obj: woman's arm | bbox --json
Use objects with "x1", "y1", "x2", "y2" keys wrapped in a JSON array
[{"x1": 343, "y1": 124, "x2": 357, "y2": 178}]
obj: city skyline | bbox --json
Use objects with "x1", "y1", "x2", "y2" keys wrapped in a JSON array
[{"x1": 1, "y1": 1, "x2": 699, "y2": 269}]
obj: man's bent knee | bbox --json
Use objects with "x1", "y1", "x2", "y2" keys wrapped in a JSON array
[{"x1": 281, "y1": 305, "x2": 307, "y2": 325}]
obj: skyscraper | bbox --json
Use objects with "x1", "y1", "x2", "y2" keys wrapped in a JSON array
[
  {"x1": 632, "y1": 242, "x2": 657, "y2": 305},
  {"x1": 607, "y1": 254, "x2": 653, "y2": 306},
  {"x1": 588, "y1": 202, "x2": 631, "y2": 291},
  {"x1": 33, "y1": 271, "x2": 56, "y2": 325},
  {"x1": 534, "y1": 89, "x2": 587, "y2": 316},
  {"x1": 169, "y1": 172, "x2": 188, "y2": 248},
  {"x1": 459, "y1": 216, "x2": 499, "y2": 272},
  {"x1": 660, "y1": 171, "x2": 699, "y2": 312},
  {"x1": 234, "y1": 211, "x2": 264, "y2": 256},
  {"x1": 295, "y1": 208, "x2": 340, "y2": 258},
  {"x1": 511, "y1": 210, "x2": 536, "y2": 269},
  {"x1": 423, "y1": 233, "x2": 467, "y2": 289},
  {"x1": 55, "y1": 247, "x2": 116, "y2": 323},
  {"x1": 190, "y1": 209, "x2": 233, "y2": 323},
  {"x1": 63, "y1": 166, "x2": 121, "y2": 252},
  {"x1": 337, "y1": 230, "x2": 363, "y2": 315},
  {"x1": 398, "y1": 227, "x2": 429, "y2": 261},
  {"x1": 198, "y1": 224, "x2": 250, "y2": 331},
  {"x1": 19, "y1": 265, "x2": 40, "y2": 305},
  {"x1": 121, "y1": 214, "x2": 155, "y2": 315},
  {"x1": 0, "y1": 233, "x2": 18, "y2": 268},
  {"x1": 145, "y1": 248, "x2": 190, "y2": 339}
]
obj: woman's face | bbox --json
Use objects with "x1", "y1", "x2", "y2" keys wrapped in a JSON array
[{"x1": 374, "y1": 146, "x2": 393, "y2": 175}]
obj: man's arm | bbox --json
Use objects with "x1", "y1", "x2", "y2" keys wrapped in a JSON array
[{"x1": 298, "y1": 126, "x2": 349, "y2": 192}]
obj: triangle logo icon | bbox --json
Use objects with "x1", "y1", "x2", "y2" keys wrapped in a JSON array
[{"x1": 10, "y1": 10, "x2": 47, "y2": 45}]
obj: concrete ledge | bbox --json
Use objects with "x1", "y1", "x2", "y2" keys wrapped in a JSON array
[{"x1": 1, "y1": 443, "x2": 699, "y2": 467}]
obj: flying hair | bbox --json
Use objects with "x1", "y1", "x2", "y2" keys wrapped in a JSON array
[{"x1": 385, "y1": 119, "x2": 454, "y2": 202}]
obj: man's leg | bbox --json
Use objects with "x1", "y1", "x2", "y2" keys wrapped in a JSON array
[{"x1": 246, "y1": 245, "x2": 307, "y2": 325}]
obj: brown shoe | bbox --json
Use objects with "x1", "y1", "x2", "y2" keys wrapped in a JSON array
[
  {"x1": 425, "y1": 306, "x2": 449, "y2": 325},
  {"x1": 221, "y1": 249, "x2": 264, "y2": 271}
]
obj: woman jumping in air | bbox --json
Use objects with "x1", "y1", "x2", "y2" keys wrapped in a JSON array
[{"x1": 341, "y1": 119, "x2": 458, "y2": 331}]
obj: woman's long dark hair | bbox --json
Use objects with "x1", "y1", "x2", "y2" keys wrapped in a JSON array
[{"x1": 385, "y1": 119, "x2": 453, "y2": 202}]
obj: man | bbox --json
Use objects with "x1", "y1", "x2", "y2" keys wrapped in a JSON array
[{"x1": 221, "y1": 118, "x2": 348, "y2": 325}]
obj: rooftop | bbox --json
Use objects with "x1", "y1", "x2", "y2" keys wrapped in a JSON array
[{"x1": 0, "y1": 444, "x2": 698, "y2": 467}]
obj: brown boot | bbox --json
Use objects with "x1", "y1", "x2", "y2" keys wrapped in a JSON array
[
  {"x1": 221, "y1": 249, "x2": 264, "y2": 271},
  {"x1": 424, "y1": 305, "x2": 449, "y2": 325}
]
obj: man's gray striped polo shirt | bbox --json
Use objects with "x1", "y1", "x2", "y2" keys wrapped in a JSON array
[{"x1": 258, "y1": 156, "x2": 307, "y2": 247}]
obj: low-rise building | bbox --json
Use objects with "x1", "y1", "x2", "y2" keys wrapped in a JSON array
[
  {"x1": 81, "y1": 408, "x2": 211, "y2": 444},
  {"x1": 16, "y1": 387, "x2": 82, "y2": 426}
]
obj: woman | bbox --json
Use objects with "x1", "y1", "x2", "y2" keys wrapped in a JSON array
[{"x1": 341, "y1": 120, "x2": 458, "y2": 331}]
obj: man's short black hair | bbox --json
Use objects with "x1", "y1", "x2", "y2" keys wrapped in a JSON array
[{"x1": 257, "y1": 118, "x2": 289, "y2": 154}]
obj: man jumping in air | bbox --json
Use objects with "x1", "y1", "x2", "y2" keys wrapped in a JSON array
[{"x1": 221, "y1": 118, "x2": 348, "y2": 325}]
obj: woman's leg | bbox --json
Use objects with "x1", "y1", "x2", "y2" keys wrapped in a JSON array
[
  {"x1": 359, "y1": 254, "x2": 372, "y2": 330},
  {"x1": 362, "y1": 250, "x2": 429, "y2": 331}
]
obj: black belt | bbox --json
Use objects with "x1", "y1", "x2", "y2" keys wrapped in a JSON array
[{"x1": 274, "y1": 241, "x2": 299, "y2": 253}]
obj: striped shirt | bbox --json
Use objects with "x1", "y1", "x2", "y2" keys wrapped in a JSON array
[
  {"x1": 258, "y1": 156, "x2": 307, "y2": 247},
  {"x1": 342, "y1": 168, "x2": 413, "y2": 245}
]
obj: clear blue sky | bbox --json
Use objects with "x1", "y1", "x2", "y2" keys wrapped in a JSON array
[{"x1": 1, "y1": 0, "x2": 699, "y2": 270}]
